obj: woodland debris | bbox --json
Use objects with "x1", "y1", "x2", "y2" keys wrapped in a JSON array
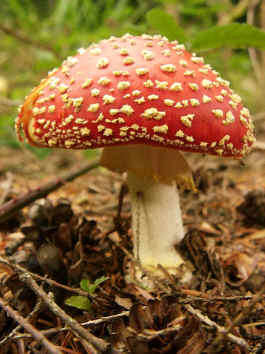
[
  {"x1": 0, "y1": 256, "x2": 110, "y2": 353},
  {"x1": 0, "y1": 158, "x2": 100, "y2": 224},
  {"x1": 237, "y1": 189, "x2": 265, "y2": 226},
  {"x1": 0, "y1": 159, "x2": 264, "y2": 352},
  {"x1": 184, "y1": 303, "x2": 249, "y2": 350},
  {"x1": 0, "y1": 297, "x2": 61, "y2": 354}
]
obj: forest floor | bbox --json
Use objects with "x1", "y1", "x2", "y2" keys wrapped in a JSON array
[{"x1": 0, "y1": 136, "x2": 265, "y2": 353}]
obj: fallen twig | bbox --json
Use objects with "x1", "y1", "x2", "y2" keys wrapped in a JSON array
[
  {"x1": 3, "y1": 311, "x2": 130, "y2": 342},
  {"x1": 0, "y1": 157, "x2": 100, "y2": 224},
  {"x1": 180, "y1": 288, "x2": 265, "y2": 302},
  {"x1": 25, "y1": 272, "x2": 94, "y2": 297},
  {"x1": 82, "y1": 310, "x2": 129, "y2": 327},
  {"x1": 15, "y1": 268, "x2": 265, "y2": 306},
  {"x1": 207, "y1": 281, "x2": 265, "y2": 351},
  {"x1": 0, "y1": 298, "x2": 43, "y2": 346},
  {"x1": 0, "y1": 256, "x2": 110, "y2": 353},
  {"x1": 128, "y1": 325, "x2": 181, "y2": 342},
  {"x1": 0, "y1": 297, "x2": 61, "y2": 354},
  {"x1": 184, "y1": 304, "x2": 250, "y2": 350}
]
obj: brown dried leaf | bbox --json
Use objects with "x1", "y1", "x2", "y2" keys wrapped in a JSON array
[
  {"x1": 224, "y1": 252, "x2": 257, "y2": 286},
  {"x1": 129, "y1": 304, "x2": 154, "y2": 332},
  {"x1": 177, "y1": 330, "x2": 206, "y2": 354},
  {"x1": 115, "y1": 295, "x2": 133, "y2": 310}
]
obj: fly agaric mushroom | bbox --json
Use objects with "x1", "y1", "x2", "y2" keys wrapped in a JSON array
[{"x1": 16, "y1": 34, "x2": 255, "y2": 278}]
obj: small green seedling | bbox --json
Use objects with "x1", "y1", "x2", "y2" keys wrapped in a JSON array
[{"x1": 65, "y1": 276, "x2": 108, "y2": 311}]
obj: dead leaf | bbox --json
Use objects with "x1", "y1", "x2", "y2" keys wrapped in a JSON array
[
  {"x1": 115, "y1": 295, "x2": 133, "y2": 310},
  {"x1": 224, "y1": 252, "x2": 257, "y2": 286}
]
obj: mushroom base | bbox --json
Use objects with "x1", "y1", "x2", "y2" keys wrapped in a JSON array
[{"x1": 127, "y1": 172, "x2": 185, "y2": 271}]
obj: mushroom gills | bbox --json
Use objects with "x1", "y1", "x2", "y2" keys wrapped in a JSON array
[{"x1": 100, "y1": 144, "x2": 196, "y2": 189}]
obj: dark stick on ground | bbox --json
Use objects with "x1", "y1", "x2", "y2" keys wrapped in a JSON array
[
  {"x1": 0, "y1": 256, "x2": 110, "y2": 353},
  {"x1": 0, "y1": 297, "x2": 62, "y2": 354},
  {"x1": 184, "y1": 304, "x2": 249, "y2": 351},
  {"x1": 0, "y1": 157, "x2": 100, "y2": 224},
  {"x1": 206, "y1": 281, "x2": 265, "y2": 351}
]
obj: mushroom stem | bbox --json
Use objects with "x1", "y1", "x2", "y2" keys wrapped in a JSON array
[{"x1": 127, "y1": 171, "x2": 184, "y2": 271}]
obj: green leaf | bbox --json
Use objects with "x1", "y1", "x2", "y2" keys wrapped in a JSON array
[
  {"x1": 146, "y1": 8, "x2": 187, "y2": 43},
  {"x1": 80, "y1": 279, "x2": 91, "y2": 293},
  {"x1": 191, "y1": 23, "x2": 265, "y2": 51},
  {"x1": 80, "y1": 276, "x2": 108, "y2": 295},
  {"x1": 65, "y1": 296, "x2": 91, "y2": 311},
  {"x1": 93, "y1": 276, "x2": 109, "y2": 288}
]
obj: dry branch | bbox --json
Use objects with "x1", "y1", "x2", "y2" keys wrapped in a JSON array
[
  {"x1": 0, "y1": 256, "x2": 110, "y2": 353},
  {"x1": 0, "y1": 298, "x2": 43, "y2": 346},
  {"x1": 11, "y1": 311, "x2": 130, "y2": 340},
  {"x1": 0, "y1": 158, "x2": 100, "y2": 224},
  {"x1": 208, "y1": 281, "x2": 265, "y2": 350},
  {"x1": 184, "y1": 304, "x2": 250, "y2": 350},
  {"x1": 0, "y1": 297, "x2": 61, "y2": 354},
  {"x1": 180, "y1": 288, "x2": 265, "y2": 302},
  {"x1": 82, "y1": 310, "x2": 129, "y2": 327}
]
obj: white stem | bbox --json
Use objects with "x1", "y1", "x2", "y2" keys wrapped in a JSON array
[{"x1": 127, "y1": 171, "x2": 184, "y2": 270}]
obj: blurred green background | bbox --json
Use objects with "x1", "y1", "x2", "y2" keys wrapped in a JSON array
[{"x1": 0, "y1": 0, "x2": 264, "y2": 158}]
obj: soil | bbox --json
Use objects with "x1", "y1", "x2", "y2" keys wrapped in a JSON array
[{"x1": 0, "y1": 141, "x2": 265, "y2": 353}]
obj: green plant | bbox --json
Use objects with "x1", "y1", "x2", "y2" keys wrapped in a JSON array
[
  {"x1": 65, "y1": 276, "x2": 108, "y2": 311},
  {"x1": 146, "y1": 8, "x2": 265, "y2": 51}
]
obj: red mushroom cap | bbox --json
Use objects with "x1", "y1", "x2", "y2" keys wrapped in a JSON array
[{"x1": 16, "y1": 34, "x2": 255, "y2": 158}]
